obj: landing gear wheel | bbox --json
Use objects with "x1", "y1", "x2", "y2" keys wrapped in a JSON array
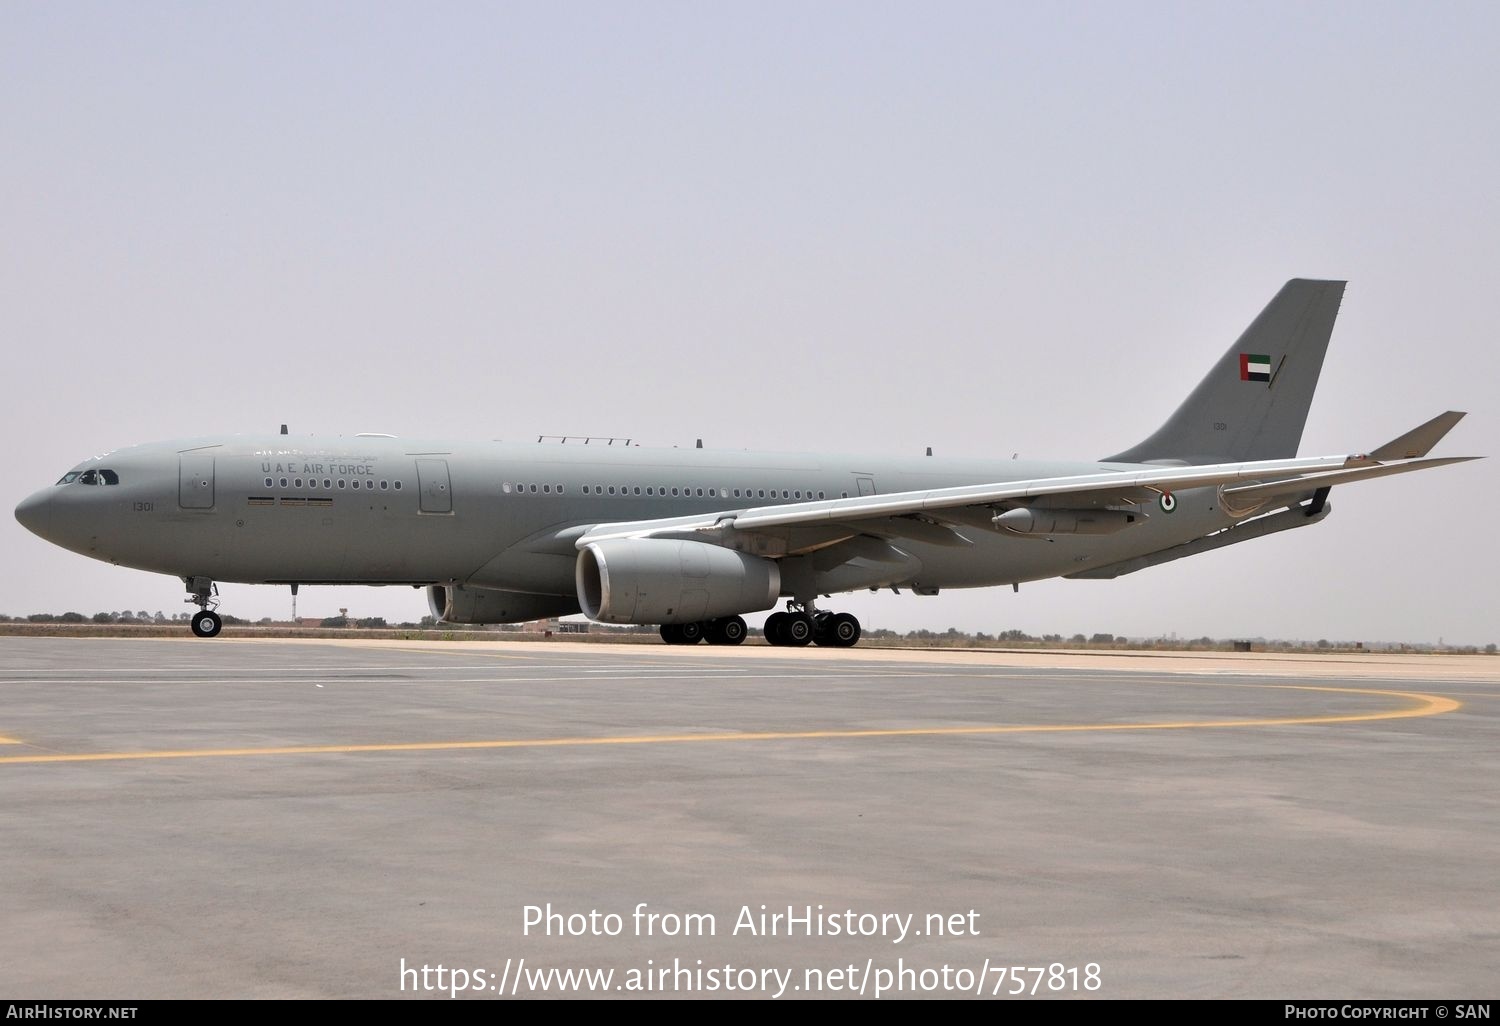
[
  {"x1": 191, "y1": 610, "x2": 222, "y2": 638},
  {"x1": 783, "y1": 612, "x2": 814, "y2": 647},
  {"x1": 677, "y1": 620, "x2": 705, "y2": 645},
  {"x1": 812, "y1": 612, "x2": 833, "y2": 645},
  {"x1": 763, "y1": 611, "x2": 788, "y2": 646},
  {"x1": 659, "y1": 624, "x2": 683, "y2": 645},
  {"x1": 706, "y1": 616, "x2": 747, "y2": 646},
  {"x1": 718, "y1": 615, "x2": 746, "y2": 646},
  {"x1": 828, "y1": 612, "x2": 860, "y2": 648}
]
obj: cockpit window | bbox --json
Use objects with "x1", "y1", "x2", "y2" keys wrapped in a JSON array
[
  {"x1": 73, "y1": 469, "x2": 120, "y2": 486},
  {"x1": 56, "y1": 472, "x2": 81, "y2": 484}
]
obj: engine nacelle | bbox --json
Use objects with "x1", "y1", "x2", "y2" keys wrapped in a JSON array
[
  {"x1": 428, "y1": 585, "x2": 581, "y2": 624},
  {"x1": 576, "y1": 539, "x2": 780, "y2": 625}
]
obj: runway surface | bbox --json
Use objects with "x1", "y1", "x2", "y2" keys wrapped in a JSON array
[{"x1": 1, "y1": 636, "x2": 1496, "y2": 999}]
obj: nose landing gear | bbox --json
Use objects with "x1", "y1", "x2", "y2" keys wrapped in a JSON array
[{"x1": 185, "y1": 577, "x2": 222, "y2": 638}]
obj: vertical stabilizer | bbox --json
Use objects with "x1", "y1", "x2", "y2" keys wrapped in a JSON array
[{"x1": 1105, "y1": 279, "x2": 1345, "y2": 465}]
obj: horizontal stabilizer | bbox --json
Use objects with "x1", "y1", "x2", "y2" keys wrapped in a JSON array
[{"x1": 1370, "y1": 411, "x2": 1467, "y2": 460}]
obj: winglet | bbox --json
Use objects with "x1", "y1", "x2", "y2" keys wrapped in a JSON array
[{"x1": 1370, "y1": 411, "x2": 1467, "y2": 461}]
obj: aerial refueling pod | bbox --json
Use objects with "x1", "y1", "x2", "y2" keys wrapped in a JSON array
[
  {"x1": 993, "y1": 507, "x2": 1142, "y2": 537},
  {"x1": 428, "y1": 585, "x2": 581, "y2": 624},
  {"x1": 576, "y1": 538, "x2": 780, "y2": 625}
]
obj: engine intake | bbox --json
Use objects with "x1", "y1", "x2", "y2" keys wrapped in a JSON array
[{"x1": 576, "y1": 539, "x2": 780, "y2": 625}]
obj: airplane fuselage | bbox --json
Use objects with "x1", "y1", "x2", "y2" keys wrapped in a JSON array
[{"x1": 17, "y1": 433, "x2": 1237, "y2": 602}]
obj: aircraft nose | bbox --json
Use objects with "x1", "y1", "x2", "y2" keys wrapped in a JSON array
[{"x1": 14, "y1": 488, "x2": 53, "y2": 539}]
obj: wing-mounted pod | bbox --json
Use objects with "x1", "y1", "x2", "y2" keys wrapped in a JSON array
[{"x1": 993, "y1": 508, "x2": 1144, "y2": 537}]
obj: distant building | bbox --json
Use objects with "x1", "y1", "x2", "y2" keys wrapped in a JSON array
[{"x1": 520, "y1": 618, "x2": 589, "y2": 634}]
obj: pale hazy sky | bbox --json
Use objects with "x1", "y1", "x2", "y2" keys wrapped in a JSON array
[{"x1": 3, "y1": 2, "x2": 1495, "y2": 644}]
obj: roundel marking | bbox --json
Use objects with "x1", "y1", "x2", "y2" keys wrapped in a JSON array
[{"x1": 1159, "y1": 491, "x2": 1177, "y2": 513}]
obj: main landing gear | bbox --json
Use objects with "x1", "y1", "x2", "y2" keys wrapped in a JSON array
[
  {"x1": 660, "y1": 615, "x2": 748, "y2": 646},
  {"x1": 763, "y1": 603, "x2": 861, "y2": 648},
  {"x1": 185, "y1": 576, "x2": 222, "y2": 639}
]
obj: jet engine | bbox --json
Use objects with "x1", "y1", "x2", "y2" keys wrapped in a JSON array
[
  {"x1": 576, "y1": 538, "x2": 780, "y2": 625},
  {"x1": 427, "y1": 585, "x2": 581, "y2": 624}
]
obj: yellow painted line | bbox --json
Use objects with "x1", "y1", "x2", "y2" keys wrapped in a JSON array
[
  {"x1": 0, "y1": 736, "x2": 21, "y2": 745},
  {"x1": 0, "y1": 684, "x2": 1459, "y2": 766}
]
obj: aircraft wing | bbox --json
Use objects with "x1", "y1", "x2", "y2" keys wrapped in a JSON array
[
  {"x1": 1217, "y1": 455, "x2": 1477, "y2": 508},
  {"x1": 575, "y1": 447, "x2": 1477, "y2": 552}
]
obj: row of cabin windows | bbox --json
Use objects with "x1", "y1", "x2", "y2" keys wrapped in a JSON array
[
  {"x1": 264, "y1": 477, "x2": 402, "y2": 492},
  {"x1": 503, "y1": 483, "x2": 844, "y2": 501}
]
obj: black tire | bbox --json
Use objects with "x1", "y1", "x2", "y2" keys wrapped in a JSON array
[
  {"x1": 829, "y1": 612, "x2": 861, "y2": 648},
  {"x1": 816, "y1": 612, "x2": 840, "y2": 645},
  {"x1": 784, "y1": 612, "x2": 814, "y2": 647},
  {"x1": 812, "y1": 612, "x2": 833, "y2": 646},
  {"x1": 719, "y1": 615, "x2": 747, "y2": 646},
  {"x1": 763, "y1": 612, "x2": 788, "y2": 646},
  {"x1": 191, "y1": 610, "x2": 222, "y2": 638},
  {"x1": 659, "y1": 624, "x2": 683, "y2": 645},
  {"x1": 678, "y1": 620, "x2": 705, "y2": 645}
]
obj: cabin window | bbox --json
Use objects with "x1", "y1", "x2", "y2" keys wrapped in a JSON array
[
  {"x1": 338, "y1": 480, "x2": 346, "y2": 489},
  {"x1": 265, "y1": 477, "x2": 274, "y2": 488},
  {"x1": 325, "y1": 479, "x2": 332, "y2": 489},
  {"x1": 394, "y1": 481, "x2": 402, "y2": 490}
]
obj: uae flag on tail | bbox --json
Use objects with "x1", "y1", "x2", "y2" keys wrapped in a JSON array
[{"x1": 1239, "y1": 353, "x2": 1272, "y2": 382}]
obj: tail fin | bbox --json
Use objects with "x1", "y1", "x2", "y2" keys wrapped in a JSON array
[{"x1": 1104, "y1": 279, "x2": 1346, "y2": 465}]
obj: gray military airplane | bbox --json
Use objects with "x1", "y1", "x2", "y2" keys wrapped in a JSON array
[{"x1": 14, "y1": 279, "x2": 1478, "y2": 644}]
